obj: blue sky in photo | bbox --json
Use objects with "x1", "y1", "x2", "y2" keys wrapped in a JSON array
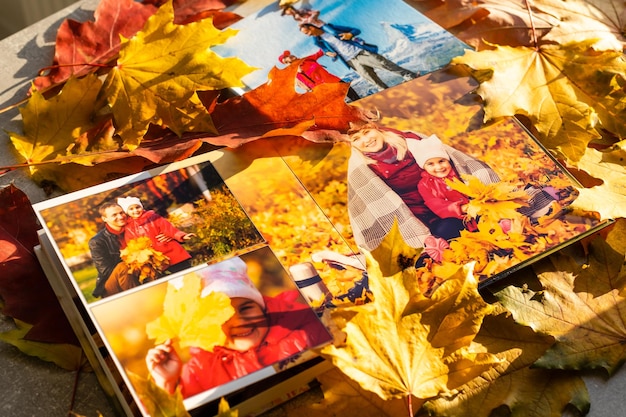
[{"x1": 215, "y1": 0, "x2": 468, "y2": 95}]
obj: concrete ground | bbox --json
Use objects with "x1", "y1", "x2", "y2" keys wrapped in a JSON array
[{"x1": 0, "y1": 1, "x2": 624, "y2": 416}]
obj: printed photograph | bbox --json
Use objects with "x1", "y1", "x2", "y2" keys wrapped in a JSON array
[
  {"x1": 89, "y1": 247, "x2": 332, "y2": 412},
  {"x1": 36, "y1": 161, "x2": 264, "y2": 303},
  {"x1": 218, "y1": 0, "x2": 469, "y2": 99},
  {"x1": 250, "y1": 70, "x2": 609, "y2": 286}
]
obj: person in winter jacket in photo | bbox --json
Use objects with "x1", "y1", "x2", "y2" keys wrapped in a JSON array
[
  {"x1": 278, "y1": 49, "x2": 360, "y2": 101},
  {"x1": 117, "y1": 196, "x2": 196, "y2": 274},
  {"x1": 145, "y1": 257, "x2": 331, "y2": 399}
]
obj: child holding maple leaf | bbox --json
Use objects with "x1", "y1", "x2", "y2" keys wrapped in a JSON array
[
  {"x1": 412, "y1": 135, "x2": 479, "y2": 233},
  {"x1": 347, "y1": 121, "x2": 501, "y2": 258},
  {"x1": 145, "y1": 257, "x2": 331, "y2": 398},
  {"x1": 117, "y1": 196, "x2": 196, "y2": 275}
]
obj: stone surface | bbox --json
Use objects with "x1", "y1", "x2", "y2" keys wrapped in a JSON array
[{"x1": 0, "y1": 1, "x2": 624, "y2": 417}]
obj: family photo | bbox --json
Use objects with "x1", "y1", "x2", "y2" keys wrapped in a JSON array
[
  {"x1": 37, "y1": 161, "x2": 265, "y2": 303},
  {"x1": 218, "y1": 0, "x2": 468, "y2": 99},
  {"x1": 265, "y1": 71, "x2": 607, "y2": 286},
  {"x1": 89, "y1": 247, "x2": 332, "y2": 412}
]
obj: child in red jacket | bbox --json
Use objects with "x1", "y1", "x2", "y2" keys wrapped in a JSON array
[
  {"x1": 145, "y1": 257, "x2": 331, "y2": 399},
  {"x1": 412, "y1": 135, "x2": 478, "y2": 232},
  {"x1": 278, "y1": 50, "x2": 361, "y2": 101},
  {"x1": 117, "y1": 196, "x2": 196, "y2": 274}
]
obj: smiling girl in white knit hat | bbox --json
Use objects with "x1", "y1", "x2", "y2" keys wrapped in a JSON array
[
  {"x1": 412, "y1": 135, "x2": 478, "y2": 234},
  {"x1": 145, "y1": 256, "x2": 332, "y2": 399},
  {"x1": 117, "y1": 196, "x2": 196, "y2": 274}
]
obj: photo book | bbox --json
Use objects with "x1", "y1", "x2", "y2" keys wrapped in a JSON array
[
  {"x1": 32, "y1": 156, "x2": 337, "y2": 417},
  {"x1": 31, "y1": 2, "x2": 613, "y2": 416}
]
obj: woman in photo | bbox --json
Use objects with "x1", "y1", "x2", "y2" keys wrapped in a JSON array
[{"x1": 346, "y1": 121, "x2": 500, "y2": 255}]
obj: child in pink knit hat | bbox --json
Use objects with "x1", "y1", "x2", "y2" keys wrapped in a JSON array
[
  {"x1": 146, "y1": 256, "x2": 331, "y2": 399},
  {"x1": 117, "y1": 196, "x2": 196, "y2": 274}
]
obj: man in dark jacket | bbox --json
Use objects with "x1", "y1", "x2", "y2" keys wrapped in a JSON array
[
  {"x1": 89, "y1": 202, "x2": 138, "y2": 298},
  {"x1": 299, "y1": 23, "x2": 417, "y2": 91}
]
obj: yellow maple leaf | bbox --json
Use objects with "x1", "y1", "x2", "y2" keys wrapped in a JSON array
[
  {"x1": 448, "y1": 176, "x2": 528, "y2": 221},
  {"x1": 8, "y1": 74, "x2": 102, "y2": 173},
  {"x1": 145, "y1": 272, "x2": 234, "y2": 351},
  {"x1": 494, "y1": 235, "x2": 626, "y2": 373},
  {"x1": 452, "y1": 40, "x2": 626, "y2": 163},
  {"x1": 102, "y1": 0, "x2": 255, "y2": 148},
  {"x1": 569, "y1": 141, "x2": 626, "y2": 220},
  {"x1": 536, "y1": 0, "x2": 626, "y2": 51},
  {"x1": 321, "y1": 242, "x2": 499, "y2": 406}
]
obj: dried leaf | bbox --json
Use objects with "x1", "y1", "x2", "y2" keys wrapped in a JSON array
[
  {"x1": 102, "y1": 0, "x2": 254, "y2": 148},
  {"x1": 423, "y1": 367, "x2": 588, "y2": 417},
  {"x1": 0, "y1": 320, "x2": 84, "y2": 371},
  {"x1": 452, "y1": 40, "x2": 626, "y2": 162},
  {"x1": 494, "y1": 237, "x2": 626, "y2": 373},
  {"x1": 536, "y1": 0, "x2": 626, "y2": 51},
  {"x1": 33, "y1": 0, "x2": 158, "y2": 92},
  {"x1": 9, "y1": 74, "x2": 102, "y2": 172},
  {"x1": 208, "y1": 63, "x2": 363, "y2": 147},
  {"x1": 0, "y1": 184, "x2": 78, "y2": 345},
  {"x1": 321, "y1": 236, "x2": 499, "y2": 403},
  {"x1": 569, "y1": 141, "x2": 626, "y2": 220}
]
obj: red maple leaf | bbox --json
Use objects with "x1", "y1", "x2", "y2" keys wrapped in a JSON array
[
  {"x1": 207, "y1": 62, "x2": 364, "y2": 147},
  {"x1": 0, "y1": 185, "x2": 78, "y2": 345},
  {"x1": 33, "y1": 0, "x2": 158, "y2": 93}
]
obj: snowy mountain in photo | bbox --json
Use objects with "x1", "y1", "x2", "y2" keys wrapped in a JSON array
[{"x1": 346, "y1": 21, "x2": 470, "y2": 98}]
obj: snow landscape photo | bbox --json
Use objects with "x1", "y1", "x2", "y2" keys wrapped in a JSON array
[{"x1": 216, "y1": 0, "x2": 470, "y2": 98}]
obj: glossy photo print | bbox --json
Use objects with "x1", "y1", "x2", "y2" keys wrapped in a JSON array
[
  {"x1": 262, "y1": 71, "x2": 611, "y2": 287},
  {"x1": 217, "y1": 0, "x2": 469, "y2": 99},
  {"x1": 89, "y1": 247, "x2": 332, "y2": 414},
  {"x1": 34, "y1": 161, "x2": 264, "y2": 303}
]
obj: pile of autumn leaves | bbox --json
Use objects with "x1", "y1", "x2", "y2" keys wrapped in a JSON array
[{"x1": 4, "y1": 0, "x2": 626, "y2": 416}]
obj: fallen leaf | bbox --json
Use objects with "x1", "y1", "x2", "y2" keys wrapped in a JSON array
[
  {"x1": 569, "y1": 141, "x2": 626, "y2": 220},
  {"x1": 273, "y1": 367, "x2": 411, "y2": 417},
  {"x1": 422, "y1": 367, "x2": 588, "y2": 417},
  {"x1": 536, "y1": 0, "x2": 626, "y2": 51},
  {"x1": 33, "y1": 0, "x2": 158, "y2": 93},
  {"x1": 9, "y1": 74, "x2": 102, "y2": 173},
  {"x1": 0, "y1": 320, "x2": 85, "y2": 371},
  {"x1": 452, "y1": 40, "x2": 626, "y2": 162},
  {"x1": 494, "y1": 237, "x2": 626, "y2": 374},
  {"x1": 102, "y1": 0, "x2": 254, "y2": 147},
  {"x1": 321, "y1": 246, "x2": 498, "y2": 407},
  {"x1": 0, "y1": 184, "x2": 78, "y2": 346},
  {"x1": 208, "y1": 63, "x2": 363, "y2": 147}
]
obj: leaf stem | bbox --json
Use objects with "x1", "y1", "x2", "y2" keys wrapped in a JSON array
[
  {"x1": 524, "y1": 0, "x2": 539, "y2": 50},
  {"x1": 38, "y1": 62, "x2": 114, "y2": 76}
]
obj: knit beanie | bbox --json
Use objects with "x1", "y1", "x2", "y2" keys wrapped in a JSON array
[
  {"x1": 198, "y1": 257, "x2": 265, "y2": 308},
  {"x1": 412, "y1": 135, "x2": 449, "y2": 168},
  {"x1": 278, "y1": 50, "x2": 292, "y2": 64},
  {"x1": 116, "y1": 196, "x2": 143, "y2": 213}
]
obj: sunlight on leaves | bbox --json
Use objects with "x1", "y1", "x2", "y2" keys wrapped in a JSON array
[
  {"x1": 9, "y1": 74, "x2": 102, "y2": 172},
  {"x1": 321, "y1": 233, "x2": 499, "y2": 405},
  {"x1": 494, "y1": 237, "x2": 626, "y2": 373},
  {"x1": 145, "y1": 273, "x2": 234, "y2": 351},
  {"x1": 452, "y1": 40, "x2": 626, "y2": 163},
  {"x1": 102, "y1": 0, "x2": 254, "y2": 147},
  {"x1": 569, "y1": 141, "x2": 626, "y2": 220}
]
